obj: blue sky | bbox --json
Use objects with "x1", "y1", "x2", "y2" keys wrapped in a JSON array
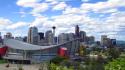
[{"x1": 0, "y1": 0, "x2": 125, "y2": 41}]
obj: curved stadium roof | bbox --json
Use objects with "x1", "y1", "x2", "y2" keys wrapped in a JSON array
[{"x1": 3, "y1": 39, "x2": 56, "y2": 50}]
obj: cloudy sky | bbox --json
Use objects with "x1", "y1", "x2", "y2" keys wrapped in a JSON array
[{"x1": 0, "y1": 0, "x2": 125, "y2": 41}]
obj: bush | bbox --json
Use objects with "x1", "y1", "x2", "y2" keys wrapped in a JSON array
[
  {"x1": 50, "y1": 56, "x2": 67, "y2": 64},
  {"x1": 105, "y1": 57, "x2": 125, "y2": 70}
]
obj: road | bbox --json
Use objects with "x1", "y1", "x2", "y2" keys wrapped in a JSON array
[{"x1": 0, "y1": 63, "x2": 40, "y2": 70}]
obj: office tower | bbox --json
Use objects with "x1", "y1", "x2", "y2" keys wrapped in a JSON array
[
  {"x1": 38, "y1": 32, "x2": 44, "y2": 40},
  {"x1": 89, "y1": 36, "x2": 95, "y2": 43},
  {"x1": 101, "y1": 35, "x2": 108, "y2": 46},
  {"x1": 38, "y1": 32, "x2": 45, "y2": 45},
  {"x1": 67, "y1": 33, "x2": 75, "y2": 41},
  {"x1": 45, "y1": 30, "x2": 54, "y2": 45},
  {"x1": 23, "y1": 36, "x2": 27, "y2": 42},
  {"x1": 75, "y1": 25, "x2": 80, "y2": 38},
  {"x1": 111, "y1": 39, "x2": 116, "y2": 46},
  {"x1": 58, "y1": 33, "x2": 68, "y2": 44},
  {"x1": 0, "y1": 32, "x2": 2, "y2": 44},
  {"x1": 27, "y1": 27, "x2": 38, "y2": 45},
  {"x1": 101, "y1": 35, "x2": 113, "y2": 47},
  {"x1": 86, "y1": 36, "x2": 95, "y2": 44},
  {"x1": 4, "y1": 32, "x2": 13, "y2": 39},
  {"x1": 79, "y1": 31, "x2": 86, "y2": 42}
]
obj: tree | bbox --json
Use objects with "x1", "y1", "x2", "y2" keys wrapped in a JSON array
[
  {"x1": 79, "y1": 45, "x2": 87, "y2": 56},
  {"x1": 105, "y1": 57, "x2": 125, "y2": 70},
  {"x1": 107, "y1": 47, "x2": 121, "y2": 60}
]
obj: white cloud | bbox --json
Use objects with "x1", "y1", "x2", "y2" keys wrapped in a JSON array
[
  {"x1": 30, "y1": 16, "x2": 48, "y2": 27},
  {"x1": 81, "y1": 0, "x2": 125, "y2": 13},
  {"x1": 0, "y1": 18, "x2": 12, "y2": 30},
  {"x1": 52, "y1": 2, "x2": 67, "y2": 10},
  {"x1": 7, "y1": 22, "x2": 29, "y2": 29},
  {"x1": 16, "y1": 0, "x2": 39, "y2": 7},
  {"x1": 14, "y1": 0, "x2": 125, "y2": 40},
  {"x1": 17, "y1": 0, "x2": 49, "y2": 17},
  {"x1": 81, "y1": 0, "x2": 90, "y2": 2},
  {"x1": 63, "y1": 7, "x2": 81, "y2": 14},
  {"x1": 0, "y1": 18, "x2": 12, "y2": 25},
  {"x1": 31, "y1": 3, "x2": 49, "y2": 15}
]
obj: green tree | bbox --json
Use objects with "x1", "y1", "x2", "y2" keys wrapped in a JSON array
[{"x1": 105, "y1": 57, "x2": 125, "y2": 70}]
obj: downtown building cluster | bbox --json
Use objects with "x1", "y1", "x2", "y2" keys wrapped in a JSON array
[{"x1": 1, "y1": 25, "x2": 116, "y2": 48}]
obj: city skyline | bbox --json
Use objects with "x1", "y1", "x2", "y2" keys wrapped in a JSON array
[{"x1": 0, "y1": 0, "x2": 125, "y2": 41}]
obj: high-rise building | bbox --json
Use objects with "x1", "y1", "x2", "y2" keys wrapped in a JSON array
[
  {"x1": 86, "y1": 36, "x2": 95, "y2": 44},
  {"x1": 111, "y1": 39, "x2": 116, "y2": 46},
  {"x1": 79, "y1": 31, "x2": 86, "y2": 42},
  {"x1": 4, "y1": 32, "x2": 13, "y2": 39},
  {"x1": 67, "y1": 33, "x2": 75, "y2": 41},
  {"x1": 0, "y1": 32, "x2": 2, "y2": 44},
  {"x1": 75, "y1": 25, "x2": 80, "y2": 38},
  {"x1": 27, "y1": 27, "x2": 38, "y2": 45},
  {"x1": 23, "y1": 36, "x2": 27, "y2": 42},
  {"x1": 38, "y1": 32, "x2": 44, "y2": 40},
  {"x1": 101, "y1": 35, "x2": 108, "y2": 46},
  {"x1": 58, "y1": 33, "x2": 68, "y2": 44},
  {"x1": 45, "y1": 30, "x2": 54, "y2": 45}
]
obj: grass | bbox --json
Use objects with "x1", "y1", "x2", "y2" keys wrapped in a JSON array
[{"x1": 0, "y1": 59, "x2": 7, "y2": 64}]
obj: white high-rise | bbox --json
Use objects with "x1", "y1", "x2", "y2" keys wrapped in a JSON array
[
  {"x1": 58, "y1": 33, "x2": 69, "y2": 44},
  {"x1": 45, "y1": 30, "x2": 54, "y2": 45}
]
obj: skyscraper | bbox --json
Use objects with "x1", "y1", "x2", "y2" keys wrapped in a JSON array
[
  {"x1": 67, "y1": 33, "x2": 75, "y2": 41},
  {"x1": 38, "y1": 32, "x2": 44, "y2": 40},
  {"x1": 27, "y1": 27, "x2": 38, "y2": 45},
  {"x1": 45, "y1": 30, "x2": 54, "y2": 45},
  {"x1": 101, "y1": 35, "x2": 108, "y2": 46},
  {"x1": 75, "y1": 25, "x2": 80, "y2": 38},
  {"x1": 58, "y1": 33, "x2": 69, "y2": 44},
  {"x1": 79, "y1": 31, "x2": 86, "y2": 42},
  {"x1": 23, "y1": 36, "x2": 27, "y2": 42},
  {"x1": 0, "y1": 32, "x2": 2, "y2": 44},
  {"x1": 4, "y1": 32, "x2": 13, "y2": 39}
]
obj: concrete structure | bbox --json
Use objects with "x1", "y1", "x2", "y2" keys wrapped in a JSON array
[
  {"x1": 0, "y1": 38, "x2": 80, "y2": 63},
  {"x1": 52, "y1": 26, "x2": 56, "y2": 45},
  {"x1": 27, "y1": 27, "x2": 38, "y2": 45}
]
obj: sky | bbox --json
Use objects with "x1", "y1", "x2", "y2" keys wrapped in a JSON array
[{"x1": 0, "y1": 0, "x2": 125, "y2": 41}]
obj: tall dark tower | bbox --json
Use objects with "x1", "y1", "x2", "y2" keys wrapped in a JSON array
[
  {"x1": 75, "y1": 25, "x2": 80, "y2": 38},
  {"x1": 52, "y1": 26, "x2": 56, "y2": 37},
  {"x1": 52, "y1": 26, "x2": 56, "y2": 44}
]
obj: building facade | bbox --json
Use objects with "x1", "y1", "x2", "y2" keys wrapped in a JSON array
[
  {"x1": 27, "y1": 27, "x2": 38, "y2": 45},
  {"x1": 45, "y1": 30, "x2": 54, "y2": 45}
]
